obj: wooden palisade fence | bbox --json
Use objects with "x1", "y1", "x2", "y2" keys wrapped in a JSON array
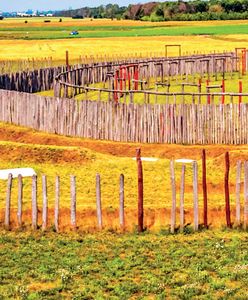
[{"x1": 1, "y1": 90, "x2": 248, "y2": 144}]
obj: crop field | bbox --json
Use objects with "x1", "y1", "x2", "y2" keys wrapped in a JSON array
[{"x1": 1, "y1": 18, "x2": 248, "y2": 62}]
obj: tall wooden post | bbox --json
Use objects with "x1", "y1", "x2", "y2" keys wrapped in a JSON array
[
  {"x1": 202, "y1": 149, "x2": 208, "y2": 228},
  {"x1": 179, "y1": 164, "x2": 185, "y2": 232},
  {"x1": 32, "y1": 175, "x2": 38, "y2": 230},
  {"x1": 5, "y1": 173, "x2": 13, "y2": 230},
  {"x1": 236, "y1": 160, "x2": 241, "y2": 226},
  {"x1": 225, "y1": 152, "x2": 231, "y2": 228},
  {"x1": 136, "y1": 148, "x2": 144, "y2": 233},
  {"x1": 244, "y1": 161, "x2": 248, "y2": 230},
  {"x1": 170, "y1": 160, "x2": 176, "y2": 233},
  {"x1": 193, "y1": 161, "x2": 199, "y2": 231},
  {"x1": 239, "y1": 81, "x2": 242, "y2": 114},
  {"x1": 42, "y1": 175, "x2": 48, "y2": 231},
  {"x1": 55, "y1": 176, "x2": 60, "y2": 232}
]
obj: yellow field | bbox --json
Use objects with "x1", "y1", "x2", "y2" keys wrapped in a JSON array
[
  {"x1": 1, "y1": 18, "x2": 248, "y2": 61},
  {"x1": 1, "y1": 35, "x2": 248, "y2": 61}
]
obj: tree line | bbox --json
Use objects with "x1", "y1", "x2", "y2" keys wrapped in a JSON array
[{"x1": 56, "y1": 1, "x2": 248, "y2": 21}]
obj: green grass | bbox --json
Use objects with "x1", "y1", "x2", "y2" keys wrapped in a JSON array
[
  {"x1": 2, "y1": 23, "x2": 248, "y2": 40},
  {"x1": 0, "y1": 230, "x2": 248, "y2": 299}
]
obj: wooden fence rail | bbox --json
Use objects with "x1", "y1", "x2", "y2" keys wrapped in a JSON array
[
  {"x1": 1, "y1": 89, "x2": 248, "y2": 145},
  {"x1": 0, "y1": 53, "x2": 236, "y2": 95}
]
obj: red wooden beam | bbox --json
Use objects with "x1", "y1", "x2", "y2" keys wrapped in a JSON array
[
  {"x1": 136, "y1": 148, "x2": 144, "y2": 233},
  {"x1": 202, "y1": 149, "x2": 208, "y2": 228},
  {"x1": 225, "y1": 152, "x2": 231, "y2": 228}
]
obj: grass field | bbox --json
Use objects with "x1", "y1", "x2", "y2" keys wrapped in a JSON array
[
  {"x1": 1, "y1": 18, "x2": 248, "y2": 62},
  {"x1": 1, "y1": 230, "x2": 248, "y2": 299}
]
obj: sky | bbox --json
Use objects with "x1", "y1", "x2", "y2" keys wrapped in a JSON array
[{"x1": 0, "y1": 0, "x2": 153, "y2": 12}]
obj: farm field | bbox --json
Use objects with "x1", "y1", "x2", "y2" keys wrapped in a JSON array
[
  {"x1": 1, "y1": 18, "x2": 248, "y2": 62},
  {"x1": 1, "y1": 230, "x2": 248, "y2": 298}
]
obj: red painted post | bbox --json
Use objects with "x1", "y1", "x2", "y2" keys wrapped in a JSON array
[
  {"x1": 123, "y1": 67, "x2": 127, "y2": 91},
  {"x1": 206, "y1": 79, "x2": 210, "y2": 104},
  {"x1": 114, "y1": 70, "x2": 119, "y2": 103},
  {"x1": 136, "y1": 148, "x2": 144, "y2": 233},
  {"x1": 119, "y1": 67, "x2": 123, "y2": 92},
  {"x1": 239, "y1": 81, "x2": 242, "y2": 113},
  {"x1": 128, "y1": 66, "x2": 131, "y2": 90},
  {"x1": 202, "y1": 149, "x2": 208, "y2": 228},
  {"x1": 134, "y1": 65, "x2": 139, "y2": 90},
  {"x1": 221, "y1": 79, "x2": 225, "y2": 104},
  {"x1": 225, "y1": 152, "x2": 231, "y2": 228}
]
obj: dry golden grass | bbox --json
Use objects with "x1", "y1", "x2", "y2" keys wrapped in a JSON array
[
  {"x1": 1, "y1": 18, "x2": 248, "y2": 61},
  {"x1": 1, "y1": 35, "x2": 248, "y2": 61}
]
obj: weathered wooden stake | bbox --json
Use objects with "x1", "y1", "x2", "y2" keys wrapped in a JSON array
[
  {"x1": 42, "y1": 175, "x2": 48, "y2": 231},
  {"x1": 193, "y1": 161, "x2": 199, "y2": 231},
  {"x1": 66, "y1": 50, "x2": 69, "y2": 71},
  {"x1": 32, "y1": 175, "x2": 38, "y2": 230},
  {"x1": 180, "y1": 164, "x2": 186, "y2": 232},
  {"x1": 17, "y1": 174, "x2": 23, "y2": 228},
  {"x1": 202, "y1": 149, "x2": 208, "y2": 228},
  {"x1": 96, "y1": 173, "x2": 103, "y2": 229},
  {"x1": 5, "y1": 173, "x2": 13, "y2": 230},
  {"x1": 225, "y1": 152, "x2": 231, "y2": 228},
  {"x1": 136, "y1": 148, "x2": 144, "y2": 233},
  {"x1": 70, "y1": 175, "x2": 76, "y2": 230},
  {"x1": 55, "y1": 176, "x2": 60, "y2": 232},
  {"x1": 119, "y1": 174, "x2": 125, "y2": 230},
  {"x1": 244, "y1": 161, "x2": 248, "y2": 230},
  {"x1": 236, "y1": 160, "x2": 241, "y2": 226},
  {"x1": 170, "y1": 160, "x2": 176, "y2": 233}
]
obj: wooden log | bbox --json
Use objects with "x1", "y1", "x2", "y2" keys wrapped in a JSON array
[
  {"x1": 202, "y1": 149, "x2": 208, "y2": 228},
  {"x1": 17, "y1": 174, "x2": 23, "y2": 228},
  {"x1": 180, "y1": 164, "x2": 186, "y2": 232},
  {"x1": 236, "y1": 160, "x2": 241, "y2": 226},
  {"x1": 244, "y1": 161, "x2": 248, "y2": 230},
  {"x1": 193, "y1": 161, "x2": 199, "y2": 231},
  {"x1": 55, "y1": 176, "x2": 60, "y2": 232},
  {"x1": 96, "y1": 173, "x2": 103, "y2": 229},
  {"x1": 70, "y1": 175, "x2": 76, "y2": 230},
  {"x1": 42, "y1": 175, "x2": 48, "y2": 231},
  {"x1": 225, "y1": 152, "x2": 231, "y2": 228},
  {"x1": 5, "y1": 173, "x2": 13, "y2": 230},
  {"x1": 32, "y1": 175, "x2": 38, "y2": 230},
  {"x1": 119, "y1": 174, "x2": 125, "y2": 230},
  {"x1": 170, "y1": 160, "x2": 176, "y2": 233},
  {"x1": 136, "y1": 148, "x2": 144, "y2": 233}
]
